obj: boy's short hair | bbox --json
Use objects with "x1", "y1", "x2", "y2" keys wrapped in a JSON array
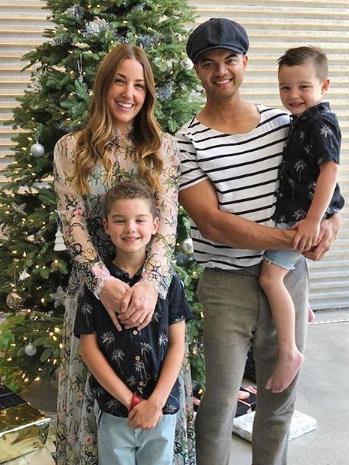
[
  {"x1": 104, "y1": 179, "x2": 158, "y2": 218},
  {"x1": 278, "y1": 46, "x2": 328, "y2": 80}
]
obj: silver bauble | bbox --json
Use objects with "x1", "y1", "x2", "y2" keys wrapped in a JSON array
[
  {"x1": 180, "y1": 58, "x2": 194, "y2": 70},
  {"x1": 24, "y1": 342, "x2": 37, "y2": 356},
  {"x1": 6, "y1": 289, "x2": 23, "y2": 311},
  {"x1": 181, "y1": 237, "x2": 194, "y2": 255},
  {"x1": 30, "y1": 143, "x2": 45, "y2": 157}
]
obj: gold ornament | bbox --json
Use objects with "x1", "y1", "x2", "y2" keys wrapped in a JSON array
[{"x1": 6, "y1": 288, "x2": 23, "y2": 311}]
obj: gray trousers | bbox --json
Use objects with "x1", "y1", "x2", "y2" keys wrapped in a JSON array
[{"x1": 195, "y1": 259, "x2": 309, "y2": 465}]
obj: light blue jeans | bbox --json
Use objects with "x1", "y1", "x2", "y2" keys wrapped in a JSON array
[
  {"x1": 264, "y1": 222, "x2": 301, "y2": 270},
  {"x1": 98, "y1": 411, "x2": 177, "y2": 465}
]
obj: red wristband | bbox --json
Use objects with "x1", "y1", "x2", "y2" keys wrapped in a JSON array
[{"x1": 129, "y1": 393, "x2": 142, "y2": 411}]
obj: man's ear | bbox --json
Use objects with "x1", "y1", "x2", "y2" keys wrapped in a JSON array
[{"x1": 322, "y1": 78, "x2": 330, "y2": 95}]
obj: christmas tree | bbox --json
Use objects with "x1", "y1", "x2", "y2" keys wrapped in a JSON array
[{"x1": 0, "y1": 0, "x2": 204, "y2": 391}]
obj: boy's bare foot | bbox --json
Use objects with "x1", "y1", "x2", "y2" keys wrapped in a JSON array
[
  {"x1": 308, "y1": 306, "x2": 315, "y2": 323},
  {"x1": 265, "y1": 351, "x2": 304, "y2": 393}
]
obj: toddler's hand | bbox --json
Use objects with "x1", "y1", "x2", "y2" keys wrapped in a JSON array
[{"x1": 292, "y1": 218, "x2": 320, "y2": 252}]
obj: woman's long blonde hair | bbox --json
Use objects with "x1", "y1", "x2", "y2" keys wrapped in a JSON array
[{"x1": 73, "y1": 43, "x2": 163, "y2": 194}]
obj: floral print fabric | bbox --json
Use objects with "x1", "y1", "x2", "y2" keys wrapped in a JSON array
[{"x1": 53, "y1": 131, "x2": 196, "y2": 465}]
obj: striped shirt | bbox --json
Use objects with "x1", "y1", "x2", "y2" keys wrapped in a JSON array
[{"x1": 177, "y1": 105, "x2": 290, "y2": 270}]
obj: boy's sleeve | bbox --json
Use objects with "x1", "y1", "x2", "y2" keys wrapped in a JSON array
[
  {"x1": 73, "y1": 285, "x2": 98, "y2": 337},
  {"x1": 311, "y1": 114, "x2": 341, "y2": 165},
  {"x1": 167, "y1": 274, "x2": 193, "y2": 325}
]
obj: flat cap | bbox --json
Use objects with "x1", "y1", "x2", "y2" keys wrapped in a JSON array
[{"x1": 186, "y1": 18, "x2": 249, "y2": 62}]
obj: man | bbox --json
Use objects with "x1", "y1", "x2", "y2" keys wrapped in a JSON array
[{"x1": 177, "y1": 18, "x2": 341, "y2": 465}]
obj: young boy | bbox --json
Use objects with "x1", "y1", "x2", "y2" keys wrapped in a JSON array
[
  {"x1": 259, "y1": 46, "x2": 344, "y2": 393},
  {"x1": 74, "y1": 179, "x2": 192, "y2": 465}
]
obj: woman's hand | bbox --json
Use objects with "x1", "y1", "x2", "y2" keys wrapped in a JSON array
[
  {"x1": 99, "y1": 277, "x2": 130, "y2": 331},
  {"x1": 118, "y1": 280, "x2": 158, "y2": 330},
  {"x1": 303, "y1": 214, "x2": 341, "y2": 261}
]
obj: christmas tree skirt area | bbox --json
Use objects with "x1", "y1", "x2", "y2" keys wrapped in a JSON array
[{"x1": 233, "y1": 409, "x2": 317, "y2": 442}]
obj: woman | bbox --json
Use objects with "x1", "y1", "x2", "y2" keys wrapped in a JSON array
[{"x1": 53, "y1": 43, "x2": 195, "y2": 465}]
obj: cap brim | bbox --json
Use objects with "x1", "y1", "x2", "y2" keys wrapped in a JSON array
[{"x1": 192, "y1": 45, "x2": 246, "y2": 61}]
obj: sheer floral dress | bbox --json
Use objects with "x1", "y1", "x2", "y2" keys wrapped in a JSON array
[{"x1": 53, "y1": 131, "x2": 196, "y2": 465}]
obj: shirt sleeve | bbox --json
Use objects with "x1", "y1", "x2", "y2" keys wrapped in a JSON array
[
  {"x1": 176, "y1": 128, "x2": 208, "y2": 191},
  {"x1": 310, "y1": 113, "x2": 341, "y2": 166},
  {"x1": 53, "y1": 133, "x2": 112, "y2": 296},
  {"x1": 167, "y1": 273, "x2": 193, "y2": 325},
  {"x1": 142, "y1": 134, "x2": 180, "y2": 298},
  {"x1": 73, "y1": 285, "x2": 98, "y2": 337}
]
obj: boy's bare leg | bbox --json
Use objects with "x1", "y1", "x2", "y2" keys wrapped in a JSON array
[{"x1": 259, "y1": 261, "x2": 304, "y2": 392}]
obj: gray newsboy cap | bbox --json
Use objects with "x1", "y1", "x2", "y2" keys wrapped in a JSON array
[{"x1": 186, "y1": 18, "x2": 249, "y2": 62}]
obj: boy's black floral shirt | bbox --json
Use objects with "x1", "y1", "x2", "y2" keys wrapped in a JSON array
[
  {"x1": 274, "y1": 101, "x2": 344, "y2": 223},
  {"x1": 74, "y1": 262, "x2": 192, "y2": 418}
]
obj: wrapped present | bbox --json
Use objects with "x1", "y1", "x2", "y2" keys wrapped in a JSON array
[
  {"x1": 192, "y1": 382, "x2": 257, "y2": 417},
  {"x1": 235, "y1": 386, "x2": 257, "y2": 417},
  {"x1": 233, "y1": 409, "x2": 317, "y2": 442},
  {"x1": 0, "y1": 385, "x2": 51, "y2": 464}
]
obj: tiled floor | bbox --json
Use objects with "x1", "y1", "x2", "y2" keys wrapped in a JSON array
[{"x1": 231, "y1": 309, "x2": 349, "y2": 465}]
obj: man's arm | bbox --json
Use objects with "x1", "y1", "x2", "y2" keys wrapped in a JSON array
[
  {"x1": 80, "y1": 334, "x2": 133, "y2": 409},
  {"x1": 179, "y1": 180, "x2": 295, "y2": 250}
]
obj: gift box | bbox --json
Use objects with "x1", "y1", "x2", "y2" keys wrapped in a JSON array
[
  {"x1": 192, "y1": 382, "x2": 257, "y2": 417},
  {"x1": 233, "y1": 409, "x2": 317, "y2": 442},
  {"x1": 0, "y1": 385, "x2": 51, "y2": 463},
  {"x1": 235, "y1": 386, "x2": 257, "y2": 417}
]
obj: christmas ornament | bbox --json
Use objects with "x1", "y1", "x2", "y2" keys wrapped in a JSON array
[
  {"x1": 50, "y1": 286, "x2": 66, "y2": 308},
  {"x1": 157, "y1": 82, "x2": 173, "y2": 101},
  {"x1": 24, "y1": 342, "x2": 37, "y2": 356},
  {"x1": 64, "y1": 4, "x2": 84, "y2": 19},
  {"x1": 6, "y1": 289, "x2": 23, "y2": 311},
  {"x1": 12, "y1": 203, "x2": 26, "y2": 215},
  {"x1": 54, "y1": 227, "x2": 66, "y2": 251},
  {"x1": 181, "y1": 237, "x2": 194, "y2": 255},
  {"x1": 19, "y1": 270, "x2": 31, "y2": 281},
  {"x1": 30, "y1": 143, "x2": 45, "y2": 158},
  {"x1": 84, "y1": 18, "x2": 109, "y2": 36},
  {"x1": 180, "y1": 58, "x2": 194, "y2": 70}
]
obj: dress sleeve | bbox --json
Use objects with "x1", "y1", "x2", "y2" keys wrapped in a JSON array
[
  {"x1": 142, "y1": 134, "x2": 180, "y2": 298},
  {"x1": 53, "y1": 133, "x2": 111, "y2": 296}
]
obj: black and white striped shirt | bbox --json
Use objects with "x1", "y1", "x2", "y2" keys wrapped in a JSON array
[{"x1": 178, "y1": 105, "x2": 290, "y2": 270}]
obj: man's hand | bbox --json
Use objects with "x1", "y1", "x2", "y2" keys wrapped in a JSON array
[
  {"x1": 303, "y1": 214, "x2": 341, "y2": 261},
  {"x1": 99, "y1": 277, "x2": 130, "y2": 331},
  {"x1": 118, "y1": 280, "x2": 158, "y2": 330}
]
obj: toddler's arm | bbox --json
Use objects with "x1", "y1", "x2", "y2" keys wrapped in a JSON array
[
  {"x1": 293, "y1": 160, "x2": 339, "y2": 252},
  {"x1": 128, "y1": 320, "x2": 185, "y2": 429},
  {"x1": 80, "y1": 334, "x2": 133, "y2": 409}
]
